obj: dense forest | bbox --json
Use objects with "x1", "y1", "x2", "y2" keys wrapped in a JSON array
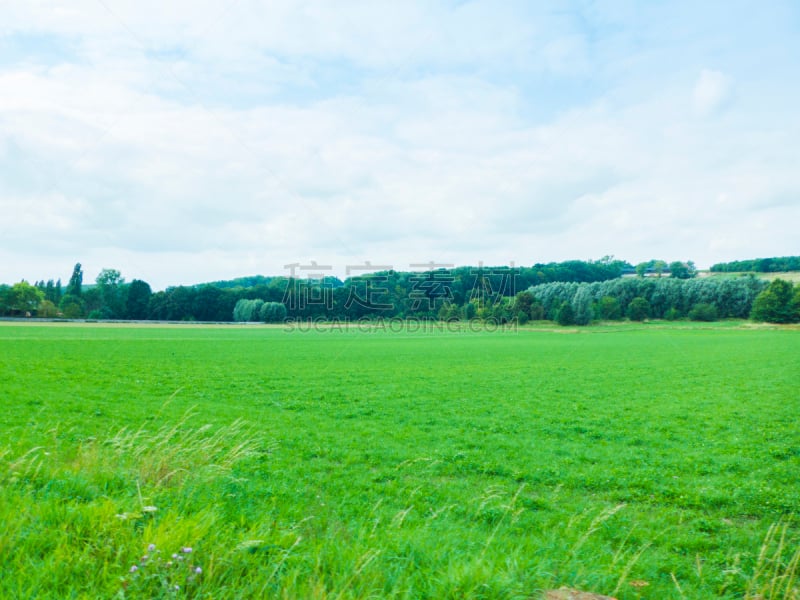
[{"x1": 2, "y1": 257, "x2": 799, "y2": 324}]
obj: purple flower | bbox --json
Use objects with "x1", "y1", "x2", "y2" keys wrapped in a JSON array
[
  {"x1": 147, "y1": 543, "x2": 156, "y2": 552},
  {"x1": 182, "y1": 547, "x2": 193, "y2": 554},
  {"x1": 129, "y1": 565, "x2": 138, "y2": 573},
  {"x1": 194, "y1": 567, "x2": 202, "y2": 574}
]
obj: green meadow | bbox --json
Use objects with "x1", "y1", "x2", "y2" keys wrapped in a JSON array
[{"x1": 1, "y1": 321, "x2": 798, "y2": 599}]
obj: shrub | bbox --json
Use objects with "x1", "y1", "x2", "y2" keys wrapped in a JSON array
[
  {"x1": 627, "y1": 297, "x2": 650, "y2": 321},
  {"x1": 689, "y1": 303, "x2": 718, "y2": 321},
  {"x1": 462, "y1": 302, "x2": 477, "y2": 320},
  {"x1": 597, "y1": 296, "x2": 622, "y2": 320},
  {"x1": 37, "y1": 300, "x2": 58, "y2": 318},
  {"x1": 529, "y1": 302, "x2": 545, "y2": 321},
  {"x1": 664, "y1": 307, "x2": 681, "y2": 321},
  {"x1": 556, "y1": 301, "x2": 575, "y2": 326}
]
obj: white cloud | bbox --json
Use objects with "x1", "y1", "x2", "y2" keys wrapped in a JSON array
[
  {"x1": 1, "y1": 2, "x2": 799, "y2": 288},
  {"x1": 693, "y1": 69, "x2": 732, "y2": 116}
]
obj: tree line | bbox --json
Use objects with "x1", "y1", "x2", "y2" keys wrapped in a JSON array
[
  {"x1": 2, "y1": 259, "x2": 798, "y2": 324},
  {"x1": 524, "y1": 276, "x2": 769, "y2": 325},
  {"x1": 524, "y1": 276, "x2": 800, "y2": 325},
  {"x1": 710, "y1": 255, "x2": 800, "y2": 273},
  {"x1": 0, "y1": 259, "x2": 631, "y2": 321}
]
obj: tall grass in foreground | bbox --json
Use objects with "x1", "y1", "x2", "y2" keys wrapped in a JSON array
[
  {"x1": 2, "y1": 412, "x2": 798, "y2": 598},
  {"x1": 743, "y1": 521, "x2": 800, "y2": 600},
  {"x1": 4, "y1": 408, "x2": 261, "y2": 497},
  {"x1": 1, "y1": 411, "x2": 264, "y2": 598}
]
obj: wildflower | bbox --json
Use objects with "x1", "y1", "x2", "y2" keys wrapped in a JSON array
[
  {"x1": 194, "y1": 567, "x2": 202, "y2": 574},
  {"x1": 182, "y1": 547, "x2": 192, "y2": 554},
  {"x1": 142, "y1": 505, "x2": 158, "y2": 513},
  {"x1": 129, "y1": 565, "x2": 138, "y2": 573},
  {"x1": 147, "y1": 543, "x2": 156, "y2": 552}
]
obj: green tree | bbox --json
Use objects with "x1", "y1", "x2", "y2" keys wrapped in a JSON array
[
  {"x1": 126, "y1": 279, "x2": 152, "y2": 320},
  {"x1": 634, "y1": 259, "x2": 670, "y2": 278},
  {"x1": 233, "y1": 299, "x2": 264, "y2": 322},
  {"x1": 529, "y1": 301, "x2": 544, "y2": 320},
  {"x1": 438, "y1": 303, "x2": 461, "y2": 322},
  {"x1": 597, "y1": 296, "x2": 622, "y2": 320},
  {"x1": 96, "y1": 268, "x2": 123, "y2": 287},
  {"x1": 66, "y1": 263, "x2": 83, "y2": 297},
  {"x1": 95, "y1": 269, "x2": 126, "y2": 319},
  {"x1": 0, "y1": 284, "x2": 10, "y2": 315},
  {"x1": 670, "y1": 261, "x2": 697, "y2": 279},
  {"x1": 82, "y1": 287, "x2": 104, "y2": 317},
  {"x1": 462, "y1": 301, "x2": 477, "y2": 321},
  {"x1": 475, "y1": 302, "x2": 494, "y2": 322},
  {"x1": 260, "y1": 301, "x2": 288, "y2": 323},
  {"x1": 490, "y1": 299, "x2": 513, "y2": 324},
  {"x1": 572, "y1": 286, "x2": 593, "y2": 325},
  {"x1": 751, "y1": 279, "x2": 798, "y2": 323},
  {"x1": 160, "y1": 286, "x2": 197, "y2": 321},
  {"x1": 513, "y1": 291, "x2": 534, "y2": 319},
  {"x1": 193, "y1": 286, "x2": 236, "y2": 322},
  {"x1": 7, "y1": 281, "x2": 44, "y2": 315},
  {"x1": 556, "y1": 301, "x2": 575, "y2": 326},
  {"x1": 627, "y1": 297, "x2": 650, "y2": 321},
  {"x1": 59, "y1": 294, "x2": 85, "y2": 318},
  {"x1": 42, "y1": 279, "x2": 62, "y2": 304},
  {"x1": 37, "y1": 300, "x2": 59, "y2": 318}
]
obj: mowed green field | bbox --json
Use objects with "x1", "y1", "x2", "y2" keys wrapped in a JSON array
[
  {"x1": 703, "y1": 271, "x2": 800, "y2": 283},
  {"x1": 1, "y1": 322, "x2": 798, "y2": 599}
]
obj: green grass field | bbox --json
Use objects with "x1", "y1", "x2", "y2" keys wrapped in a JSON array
[
  {"x1": 701, "y1": 270, "x2": 800, "y2": 283},
  {"x1": 1, "y1": 321, "x2": 799, "y2": 599}
]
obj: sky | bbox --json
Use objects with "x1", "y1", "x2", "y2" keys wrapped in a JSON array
[{"x1": 1, "y1": 1, "x2": 799, "y2": 290}]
